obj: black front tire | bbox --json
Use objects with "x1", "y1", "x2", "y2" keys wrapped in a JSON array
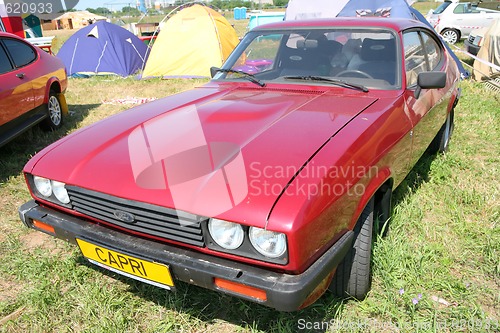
[
  {"x1": 330, "y1": 198, "x2": 374, "y2": 299},
  {"x1": 40, "y1": 91, "x2": 63, "y2": 131}
]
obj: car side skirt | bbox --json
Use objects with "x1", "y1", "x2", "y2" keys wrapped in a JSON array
[{"x1": 0, "y1": 105, "x2": 47, "y2": 148}]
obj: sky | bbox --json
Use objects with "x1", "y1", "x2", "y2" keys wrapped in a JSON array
[{"x1": 75, "y1": 0, "x2": 134, "y2": 11}]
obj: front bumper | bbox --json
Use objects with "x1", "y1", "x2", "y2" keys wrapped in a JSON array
[
  {"x1": 19, "y1": 200, "x2": 353, "y2": 312},
  {"x1": 464, "y1": 39, "x2": 480, "y2": 56}
]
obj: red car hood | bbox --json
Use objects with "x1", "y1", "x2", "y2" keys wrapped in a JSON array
[{"x1": 28, "y1": 84, "x2": 377, "y2": 227}]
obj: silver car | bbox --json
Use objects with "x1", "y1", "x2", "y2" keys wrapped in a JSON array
[{"x1": 426, "y1": 0, "x2": 500, "y2": 44}]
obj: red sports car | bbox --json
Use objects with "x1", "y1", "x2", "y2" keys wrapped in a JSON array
[
  {"x1": 0, "y1": 31, "x2": 67, "y2": 147},
  {"x1": 19, "y1": 18, "x2": 460, "y2": 311}
]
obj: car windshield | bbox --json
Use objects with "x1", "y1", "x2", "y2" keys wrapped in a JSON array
[
  {"x1": 433, "y1": 1, "x2": 452, "y2": 14},
  {"x1": 216, "y1": 27, "x2": 401, "y2": 90}
]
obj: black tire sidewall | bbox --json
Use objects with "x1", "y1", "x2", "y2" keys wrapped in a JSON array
[
  {"x1": 439, "y1": 110, "x2": 454, "y2": 153},
  {"x1": 429, "y1": 110, "x2": 454, "y2": 154},
  {"x1": 330, "y1": 198, "x2": 374, "y2": 299}
]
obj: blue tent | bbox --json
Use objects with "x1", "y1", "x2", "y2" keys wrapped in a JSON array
[
  {"x1": 57, "y1": 21, "x2": 148, "y2": 77},
  {"x1": 285, "y1": 0, "x2": 469, "y2": 78}
]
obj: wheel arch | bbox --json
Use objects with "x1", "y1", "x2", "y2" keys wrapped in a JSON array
[
  {"x1": 44, "y1": 78, "x2": 62, "y2": 103},
  {"x1": 350, "y1": 167, "x2": 393, "y2": 231},
  {"x1": 448, "y1": 87, "x2": 460, "y2": 112},
  {"x1": 44, "y1": 79, "x2": 68, "y2": 116}
]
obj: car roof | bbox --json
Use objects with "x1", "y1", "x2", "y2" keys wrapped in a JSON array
[
  {"x1": 251, "y1": 18, "x2": 430, "y2": 33},
  {"x1": 0, "y1": 31, "x2": 25, "y2": 40}
]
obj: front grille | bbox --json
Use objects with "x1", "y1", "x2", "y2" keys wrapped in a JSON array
[
  {"x1": 67, "y1": 186, "x2": 206, "y2": 247},
  {"x1": 468, "y1": 35, "x2": 475, "y2": 43}
]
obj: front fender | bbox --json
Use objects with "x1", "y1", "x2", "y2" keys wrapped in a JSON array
[
  {"x1": 438, "y1": 24, "x2": 461, "y2": 35},
  {"x1": 267, "y1": 95, "x2": 409, "y2": 273},
  {"x1": 43, "y1": 77, "x2": 62, "y2": 104},
  {"x1": 349, "y1": 167, "x2": 391, "y2": 229}
]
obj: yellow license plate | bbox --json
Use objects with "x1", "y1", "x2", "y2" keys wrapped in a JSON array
[{"x1": 76, "y1": 239, "x2": 174, "y2": 289}]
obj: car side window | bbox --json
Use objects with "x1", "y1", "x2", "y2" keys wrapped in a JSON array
[
  {"x1": 0, "y1": 43, "x2": 14, "y2": 75},
  {"x1": 455, "y1": 4, "x2": 480, "y2": 14},
  {"x1": 2, "y1": 38, "x2": 36, "y2": 68},
  {"x1": 403, "y1": 31, "x2": 426, "y2": 87},
  {"x1": 421, "y1": 32, "x2": 441, "y2": 71},
  {"x1": 453, "y1": 4, "x2": 466, "y2": 14}
]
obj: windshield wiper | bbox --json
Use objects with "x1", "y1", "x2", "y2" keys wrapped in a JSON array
[
  {"x1": 283, "y1": 75, "x2": 369, "y2": 92},
  {"x1": 212, "y1": 67, "x2": 266, "y2": 87}
]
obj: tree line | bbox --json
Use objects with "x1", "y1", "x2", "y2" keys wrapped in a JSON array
[{"x1": 86, "y1": 0, "x2": 289, "y2": 18}]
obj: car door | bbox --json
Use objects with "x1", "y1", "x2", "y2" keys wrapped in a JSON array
[
  {"x1": 0, "y1": 37, "x2": 36, "y2": 127},
  {"x1": 452, "y1": 3, "x2": 484, "y2": 36},
  {"x1": 402, "y1": 30, "x2": 450, "y2": 165}
]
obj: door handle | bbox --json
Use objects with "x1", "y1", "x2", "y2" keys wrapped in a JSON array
[{"x1": 16, "y1": 73, "x2": 25, "y2": 79}]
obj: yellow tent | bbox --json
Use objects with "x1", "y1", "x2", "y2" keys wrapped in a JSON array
[{"x1": 142, "y1": 5, "x2": 240, "y2": 78}]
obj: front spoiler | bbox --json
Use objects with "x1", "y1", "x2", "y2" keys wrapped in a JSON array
[{"x1": 19, "y1": 200, "x2": 353, "y2": 312}]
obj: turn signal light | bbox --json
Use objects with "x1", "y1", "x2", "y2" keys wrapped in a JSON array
[
  {"x1": 33, "y1": 220, "x2": 55, "y2": 235},
  {"x1": 214, "y1": 278, "x2": 267, "y2": 301}
]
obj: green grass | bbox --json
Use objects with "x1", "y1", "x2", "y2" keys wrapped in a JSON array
[{"x1": 413, "y1": 1, "x2": 440, "y2": 14}]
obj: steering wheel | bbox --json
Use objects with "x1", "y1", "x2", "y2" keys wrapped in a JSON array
[{"x1": 336, "y1": 69, "x2": 373, "y2": 79}]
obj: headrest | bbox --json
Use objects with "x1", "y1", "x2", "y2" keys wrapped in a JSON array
[
  {"x1": 360, "y1": 38, "x2": 396, "y2": 62},
  {"x1": 318, "y1": 39, "x2": 343, "y2": 55},
  {"x1": 297, "y1": 39, "x2": 318, "y2": 49}
]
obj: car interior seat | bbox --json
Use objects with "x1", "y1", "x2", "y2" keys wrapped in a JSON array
[
  {"x1": 355, "y1": 38, "x2": 397, "y2": 84},
  {"x1": 280, "y1": 38, "x2": 332, "y2": 76}
]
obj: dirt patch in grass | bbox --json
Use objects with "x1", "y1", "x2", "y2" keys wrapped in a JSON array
[
  {"x1": 0, "y1": 197, "x2": 23, "y2": 219},
  {"x1": 0, "y1": 276, "x2": 22, "y2": 303},
  {"x1": 470, "y1": 275, "x2": 500, "y2": 320},
  {"x1": 19, "y1": 231, "x2": 61, "y2": 255},
  {"x1": 207, "y1": 321, "x2": 243, "y2": 333}
]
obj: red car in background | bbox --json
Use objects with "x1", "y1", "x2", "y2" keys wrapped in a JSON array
[
  {"x1": 19, "y1": 18, "x2": 460, "y2": 311},
  {"x1": 0, "y1": 31, "x2": 67, "y2": 148}
]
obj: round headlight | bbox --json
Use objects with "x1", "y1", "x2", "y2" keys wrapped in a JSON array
[
  {"x1": 52, "y1": 181, "x2": 70, "y2": 204},
  {"x1": 249, "y1": 227, "x2": 287, "y2": 258},
  {"x1": 33, "y1": 176, "x2": 52, "y2": 197},
  {"x1": 208, "y1": 218, "x2": 244, "y2": 250}
]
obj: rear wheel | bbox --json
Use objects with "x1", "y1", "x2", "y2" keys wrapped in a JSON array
[
  {"x1": 330, "y1": 198, "x2": 374, "y2": 299},
  {"x1": 429, "y1": 110, "x2": 454, "y2": 154},
  {"x1": 41, "y1": 91, "x2": 63, "y2": 130},
  {"x1": 441, "y1": 29, "x2": 460, "y2": 44}
]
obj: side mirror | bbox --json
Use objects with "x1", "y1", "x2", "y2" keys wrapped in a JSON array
[{"x1": 415, "y1": 71, "x2": 446, "y2": 98}]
